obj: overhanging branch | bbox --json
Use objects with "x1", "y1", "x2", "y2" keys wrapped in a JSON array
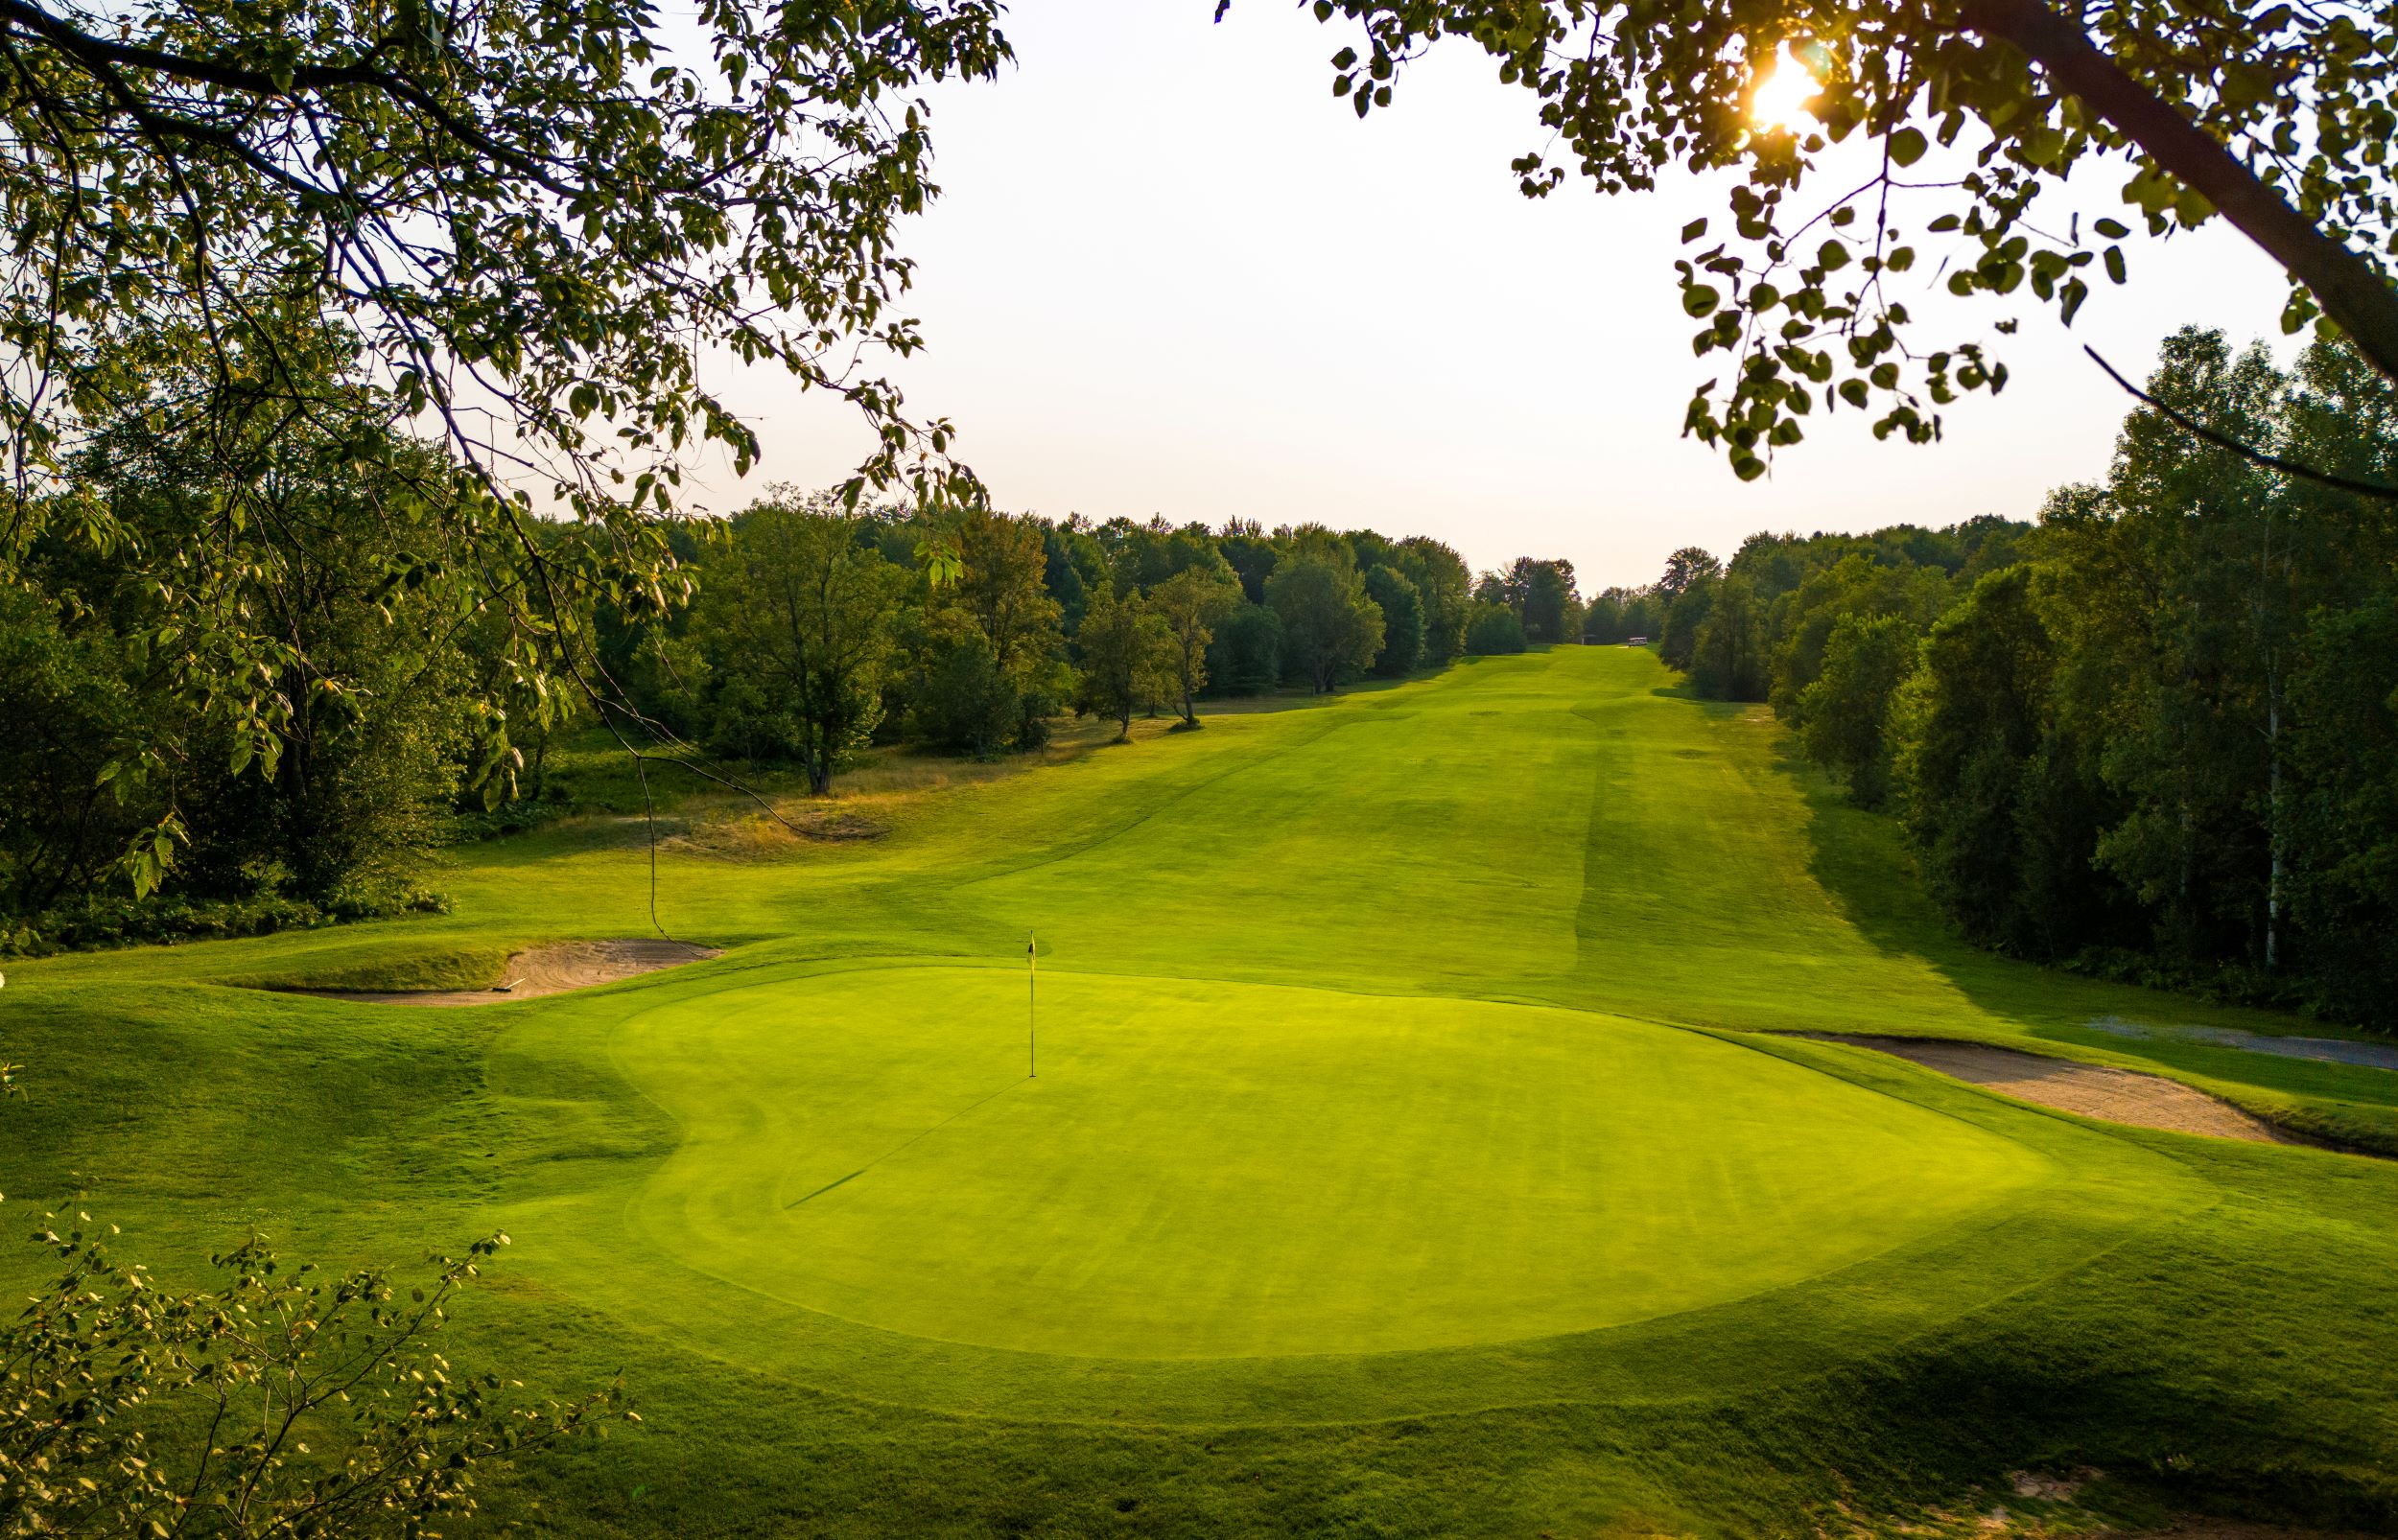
[
  {"x1": 2083, "y1": 343, "x2": 2398, "y2": 501},
  {"x1": 1959, "y1": 0, "x2": 2398, "y2": 387}
]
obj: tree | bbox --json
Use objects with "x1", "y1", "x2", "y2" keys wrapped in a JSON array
[
  {"x1": 1689, "y1": 575, "x2": 1769, "y2": 700},
  {"x1": 1395, "y1": 537, "x2": 1473, "y2": 664},
  {"x1": 1767, "y1": 553, "x2": 1951, "y2": 721},
  {"x1": 1216, "y1": 522, "x2": 1282, "y2": 603},
  {"x1": 1465, "y1": 601, "x2": 1528, "y2": 655},
  {"x1": 1658, "y1": 577, "x2": 1716, "y2": 672},
  {"x1": 1268, "y1": 0, "x2": 2398, "y2": 480},
  {"x1": 2042, "y1": 331, "x2": 2297, "y2": 968},
  {"x1": 1893, "y1": 563, "x2": 2123, "y2": 958},
  {"x1": 1584, "y1": 586, "x2": 1662, "y2": 643},
  {"x1": 1205, "y1": 603, "x2": 1284, "y2": 696},
  {"x1": 1798, "y1": 612, "x2": 1919, "y2": 806},
  {"x1": 0, "y1": 1220, "x2": 627, "y2": 1538},
  {"x1": 1658, "y1": 548, "x2": 1722, "y2": 602},
  {"x1": 0, "y1": 0, "x2": 1009, "y2": 868},
  {"x1": 1267, "y1": 555, "x2": 1384, "y2": 694},
  {"x1": 17, "y1": 395, "x2": 479, "y2": 911},
  {"x1": 1073, "y1": 582, "x2": 1177, "y2": 741},
  {"x1": 1147, "y1": 567, "x2": 1240, "y2": 726},
  {"x1": 695, "y1": 497, "x2": 907, "y2": 795},
  {"x1": 946, "y1": 510, "x2": 1072, "y2": 751},
  {"x1": 1503, "y1": 558, "x2": 1579, "y2": 642},
  {"x1": 0, "y1": 588, "x2": 145, "y2": 918},
  {"x1": 1364, "y1": 567, "x2": 1426, "y2": 676},
  {"x1": 905, "y1": 624, "x2": 1019, "y2": 758},
  {"x1": 2285, "y1": 595, "x2": 2398, "y2": 1023}
]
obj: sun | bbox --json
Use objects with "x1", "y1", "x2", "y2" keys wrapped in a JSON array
[{"x1": 1750, "y1": 42, "x2": 1822, "y2": 131}]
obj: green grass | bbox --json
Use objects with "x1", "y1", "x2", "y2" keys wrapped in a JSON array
[
  {"x1": 597, "y1": 968, "x2": 2046, "y2": 1359},
  {"x1": 224, "y1": 936, "x2": 516, "y2": 993},
  {"x1": 8, "y1": 646, "x2": 2398, "y2": 1535}
]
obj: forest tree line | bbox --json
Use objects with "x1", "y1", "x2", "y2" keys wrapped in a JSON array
[
  {"x1": 1629, "y1": 329, "x2": 2398, "y2": 1028},
  {"x1": 3, "y1": 429, "x2": 1598, "y2": 950},
  {"x1": 610, "y1": 503, "x2": 1493, "y2": 787}
]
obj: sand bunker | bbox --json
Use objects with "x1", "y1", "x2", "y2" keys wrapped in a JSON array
[
  {"x1": 1804, "y1": 1034, "x2": 2305, "y2": 1145},
  {"x1": 302, "y1": 939, "x2": 718, "y2": 1006}
]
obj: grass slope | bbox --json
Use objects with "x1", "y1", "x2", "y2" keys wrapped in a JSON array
[{"x1": 7, "y1": 646, "x2": 2398, "y2": 1536}]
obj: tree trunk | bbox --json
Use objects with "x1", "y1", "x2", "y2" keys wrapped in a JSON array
[
  {"x1": 806, "y1": 727, "x2": 833, "y2": 797},
  {"x1": 2266, "y1": 686, "x2": 2283, "y2": 972},
  {"x1": 1960, "y1": 0, "x2": 2398, "y2": 387}
]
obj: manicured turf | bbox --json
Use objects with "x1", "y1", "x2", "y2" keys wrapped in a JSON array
[
  {"x1": 602, "y1": 968, "x2": 2047, "y2": 1359},
  {"x1": 9, "y1": 645, "x2": 2398, "y2": 1535}
]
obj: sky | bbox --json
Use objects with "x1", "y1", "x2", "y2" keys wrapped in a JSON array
[{"x1": 695, "y1": 0, "x2": 2298, "y2": 592}]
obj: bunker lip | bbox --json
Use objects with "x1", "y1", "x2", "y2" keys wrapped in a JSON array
[
  {"x1": 287, "y1": 938, "x2": 719, "y2": 1006},
  {"x1": 1792, "y1": 1033, "x2": 2315, "y2": 1148}
]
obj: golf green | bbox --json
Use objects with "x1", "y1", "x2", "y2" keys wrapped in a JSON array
[
  {"x1": 14, "y1": 644, "x2": 2398, "y2": 1533},
  {"x1": 606, "y1": 967, "x2": 2051, "y2": 1359}
]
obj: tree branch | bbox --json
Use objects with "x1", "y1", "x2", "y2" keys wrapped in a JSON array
[
  {"x1": 2083, "y1": 343, "x2": 2398, "y2": 501},
  {"x1": 0, "y1": 0, "x2": 406, "y2": 98},
  {"x1": 1961, "y1": 0, "x2": 2398, "y2": 387}
]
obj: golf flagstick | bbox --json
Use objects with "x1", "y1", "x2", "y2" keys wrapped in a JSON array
[{"x1": 1026, "y1": 931, "x2": 1036, "y2": 1079}]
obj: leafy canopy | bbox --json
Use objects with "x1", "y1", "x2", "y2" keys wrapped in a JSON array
[
  {"x1": 0, "y1": 0, "x2": 1011, "y2": 779},
  {"x1": 1247, "y1": 0, "x2": 2398, "y2": 479}
]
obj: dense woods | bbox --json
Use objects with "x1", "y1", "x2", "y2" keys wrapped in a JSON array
[
  {"x1": 1639, "y1": 329, "x2": 2398, "y2": 1028},
  {"x1": 4, "y1": 469, "x2": 1581, "y2": 950}
]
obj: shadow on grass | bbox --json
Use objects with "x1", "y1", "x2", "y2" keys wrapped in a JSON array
[{"x1": 1777, "y1": 741, "x2": 2398, "y2": 1124}]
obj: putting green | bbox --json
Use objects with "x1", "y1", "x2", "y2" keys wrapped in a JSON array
[{"x1": 611, "y1": 966, "x2": 2054, "y2": 1359}]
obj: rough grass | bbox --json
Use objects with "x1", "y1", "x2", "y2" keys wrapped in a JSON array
[
  {"x1": 7, "y1": 647, "x2": 2398, "y2": 1537},
  {"x1": 223, "y1": 937, "x2": 516, "y2": 994}
]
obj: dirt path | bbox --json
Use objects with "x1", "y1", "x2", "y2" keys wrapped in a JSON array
[
  {"x1": 299, "y1": 939, "x2": 719, "y2": 1006},
  {"x1": 2083, "y1": 1014, "x2": 2398, "y2": 1070},
  {"x1": 1800, "y1": 1034, "x2": 2306, "y2": 1145}
]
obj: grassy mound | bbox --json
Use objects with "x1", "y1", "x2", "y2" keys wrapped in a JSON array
[{"x1": 227, "y1": 938, "x2": 517, "y2": 994}]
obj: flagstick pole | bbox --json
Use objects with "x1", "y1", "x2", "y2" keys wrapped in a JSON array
[{"x1": 1027, "y1": 931, "x2": 1037, "y2": 1079}]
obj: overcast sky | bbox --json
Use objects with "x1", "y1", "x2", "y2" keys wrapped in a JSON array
[{"x1": 697, "y1": 0, "x2": 2296, "y2": 592}]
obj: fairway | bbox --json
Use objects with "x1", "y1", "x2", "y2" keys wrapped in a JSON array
[
  {"x1": 12, "y1": 644, "x2": 2398, "y2": 1534},
  {"x1": 610, "y1": 968, "x2": 2050, "y2": 1358}
]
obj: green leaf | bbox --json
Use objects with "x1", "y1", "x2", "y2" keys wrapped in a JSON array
[
  {"x1": 1682, "y1": 284, "x2": 1722, "y2": 317},
  {"x1": 1888, "y1": 127, "x2": 1927, "y2": 168},
  {"x1": 1681, "y1": 218, "x2": 1709, "y2": 244}
]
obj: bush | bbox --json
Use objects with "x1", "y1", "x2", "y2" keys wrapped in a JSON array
[
  {"x1": 0, "y1": 886, "x2": 448, "y2": 959},
  {"x1": 0, "y1": 1221, "x2": 629, "y2": 1538}
]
